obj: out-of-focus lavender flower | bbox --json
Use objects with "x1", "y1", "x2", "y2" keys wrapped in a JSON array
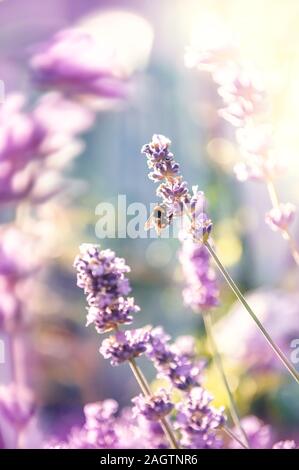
[
  {"x1": 47, "y1": 401, "x2": 167, "y2": 449},
  {"x1": 83, "y1": 400, "x2": 119, "y2": 448},
  {"x1": 217, "y1": 67, "x2": 266, "y2": 127},
  {"x1": 132, "y1": 389, "x2": 174, "y2": 421},
  {"x1": 0, "y1": 384, "x2": 35, "y2": 430},
  {"x1": 273, "y1": 440, "x2": 297, "y2": 449},
  {"x1": 0, "y1": 228, "x2": 41, "y2": 282},
  {"x1": 175, "y1": 387, "x2": 225, "y2": 449},
  {"x1": 0, "y1": 92, "x2": 94, "y2": 204},
  {"x1": 173, "y1": 336, "x2": 197, "y2": 359},
  {"x1": 184, "y1": 25, "x2": 237, "y2": 74},
  {"x1": 214, "y1": 289, "x2": 299, "y2": 371},
  {"x1": 146, "y1": 327, "x2": 204, "y2": 390},
  {"x1": 229, "y1": 416, "x2": 273, "y2": 449},
  {"x1": 179, "y1": 237, "x2": 219, "y2": 312},
  {"x1": 30, "y1": 29, "x2": 128, "y2": 101},
  {"x1": 100, "y1": 328, "x2": 151, "y2": 366},
  {"x1": 265, "y1": 203, "x2": 296, "y2": 232},
  {"x1": 74, "y1": 244, "x2": 140, "y2": 333}
]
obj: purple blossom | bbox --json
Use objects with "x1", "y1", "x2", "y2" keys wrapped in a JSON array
[
  {"x1": 179, "y1": 238, "x2": 219, "y2": 312},
  {"x1": 175, "y1": 387, "x2": 226, "y2": 449},
  {"x1": 265, "y1": 203, "x2": 296, "y2": 232},
  {"x1": 273, "y1": 440, "x2": 297, "y2": 449},
  {"x1": 47, "y1": 401, "x2": 167, "y2": 449},
  {"x1": 146, "y1": 327, "x2": 204, "y2": 390},
  {"x1": 0, "y1": 93, "x2": 93, "y2": 204},
  {"x1": 0, "y1": 384, "x2": 35, "y2": 430},
  {"x1": 0, "y1": 227, "x2": 41, "y2": 282},
  {"x1": 83, "y1": 400, "x2": 119, "y2": 448},
  {"x1": 74, "y1": 244, "x2": 140, "y2": 333},
  {"x1": 132, "y1": 389, "x2": 174, "y2": 421},
  {"x1": 141, "y1": 134, "x2": 173, "y2": 163},
  {"x1": 214, "y1": 289, "x2": 299, "y2": 371},
  {"x1": 229, "y1": 416, "x2": 273, "y2": 449},
  {"x1": 30, "y1": 29, "x2": 128, "y2": 100},
  {"x1": 99, "y1": 328, "x2": 151, "y2": 366},
  {"x1": 217, "y1": 67, "x2": 266, "y2": 126},
  {"x1": 149, "y1": 160, "x2": 180, "y2": 182}
]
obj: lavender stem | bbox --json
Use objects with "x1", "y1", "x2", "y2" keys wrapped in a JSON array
[
  {"x1": 128, "y1": 358, "x2": 179, "y2": 449},
  {"x1": 222, "y1": 425, "x2": 249, "y2": 449},
  {"x1": 203, "y1": 312, "x2": 250, "y2": 448},
  {"x1": 204, "y1": 240, "x2": 299, "y2": 385}
]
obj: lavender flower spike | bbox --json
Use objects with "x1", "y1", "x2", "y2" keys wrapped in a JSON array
[
  {"x1": 74, "y1": 244, "x2": 140, "y2": 333},
  {"x1": 175, "y1": 387, "x2": 226, "y2": 449},
  {"x1": 100, "y1": 328, "x2": 151, "y2": 366},
  {"x1": 132, "y1": 389, "x2": 174, "y2": 421},
  {"x1": 179, "y1": 237, "x2": 219, "y2": 312}
]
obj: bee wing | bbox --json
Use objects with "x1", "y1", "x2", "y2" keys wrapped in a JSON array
[{"x1": 144, "y1": 214, "x2": 155, "y2": 231}]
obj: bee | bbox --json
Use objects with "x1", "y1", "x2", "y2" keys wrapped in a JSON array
[{"x1": 144, "y1": 204, "x2": 173, "y2": 235}]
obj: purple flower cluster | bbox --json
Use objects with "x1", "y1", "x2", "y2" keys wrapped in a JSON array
[
  {"x1": 47, "y1": 400, "x2": 167, "y2": 449},
  {"x1": 100, "y1": 328, "x2": 150, "y2": 366},
  {"x1": 141, "y1": 135, "x2": 213, "y2": 241},
  {"x1": 175, "y1": 387, "x2": 225, "y2": 449},
  {"x1": 146, "y1": 327, "x2": 204, "y2": 390},
  {"x1": 0, "y1": 227, "x2": 43, "y2": 332},
  {"x1": 30, "y1": 29, "x2": 128, "y2": 102},
  {"x1": 141, "y1": 135, "x2": 191, "y2": 220},
  {"x1": 74, "y1": 244, "x2": 140, "y2": 333},
  {"x1": 186, "y1": 36, "x2": 297, "y2": 236},
  {"x1": 0, "y1": 384, "x2": 35, "y2": 430},
  {"x1": 0, "y1": 92, "x2": 94, "y2": 204},
  {"x1": 273, "y1": 440, "x2": 297, "y2": 449},
  {"x1": 132, "y1": 389, "x2": 174, "y2": 421},
  {"x1": 229, "y1": 415, "x2": 273, "y2": 449},
  {"x1": 265, "y1": 203, "x2": 296, "y2": 232},
  {"x1": 179, "y1": 237, "x2": 219, "y2": 312}
]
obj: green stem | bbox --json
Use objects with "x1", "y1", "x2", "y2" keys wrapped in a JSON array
[
  {"x1": 204, "y1": 240, "x2": 299, "y2": 385},
  {"x1": 128, "y1": 358, "x2": 180, "y2": 449},
  {"x1": 203, "y1": 312, "x2": 250, "y2": 448}
]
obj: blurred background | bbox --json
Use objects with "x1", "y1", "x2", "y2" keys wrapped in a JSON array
[{"x1": 0, "y1": 0, "x2": 299, "y2": 447}]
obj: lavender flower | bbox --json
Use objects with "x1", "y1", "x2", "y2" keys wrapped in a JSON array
[
  {"x1": 0, "y1": 228, "x2": 41, "y2": 282},
  {"x1": 0, "y1": 384, "x2": 35, "y2": 430},
  {"x1": 214, "y1": 289, "x2": 299, "y2": 371},
  {"x1": 141, "y1": 135, "x2": 213, "y2": 241},
  {"x1": 74, "y1": 244, "x2": 140, "y2": 333},
  {"x1": 265, "y1": 203, "x2": 296, "y2": 232},
  {"x1": 83, "y1": 400, "x2": 119, "y2": 448},
  {"x1": 146, "y1": 327, "x2": 204, "y2": 390},
  {"x1": 229, "y1": 416, "x2": 273, "y2": 449},
  {"x1": 217, "y1": 67, "x2": 266, "y2": 127},
  {"x1": 132, "y1": 389, "x2": 174, "y2": 421},
  {"x1": 0, "y1": 93, "x2": 93, "y2": 204},
  {"x1": 47, "y1": 401, "x2": 167, "y2": 449},
  {"x1": 175, "y1": 387, "x2": 226, "y2": 449},
  {"x1": 30, "y1": 29, "x2": 128, "y2": 101},
  {"x1": 100, "y1": 328, "x2": 151, "y2": 366},
  {"x1": 273, "y1": 440, "x2": 297, "y2": 449},
  {"x1": 179, "y1": 237, "x2": 219, "y2": 312}
]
